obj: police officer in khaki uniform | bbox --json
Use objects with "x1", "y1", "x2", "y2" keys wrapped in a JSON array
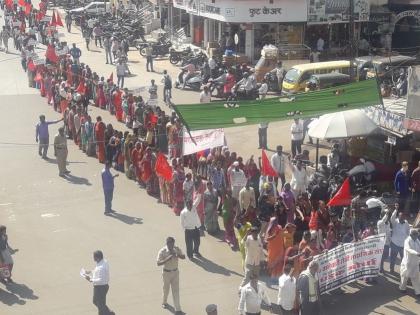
[
  {"x1": 54, "y1": 127, "x2": 70, "y2": 177},
  {"x1": 157, "y1": 237, "x2": 185, "y2": 315}
]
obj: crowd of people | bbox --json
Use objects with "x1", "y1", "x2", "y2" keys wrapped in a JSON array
[{"x1": 2, "y1": 1, "x2": 420, "y2": 315}]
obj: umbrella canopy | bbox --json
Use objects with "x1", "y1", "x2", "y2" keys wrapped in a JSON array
[{"x1": 308, "y1": 109, "x2": 377, "y2": 139}]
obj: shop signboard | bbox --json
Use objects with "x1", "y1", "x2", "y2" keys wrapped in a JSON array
[
  {"x1": 173, "y1": 0, "x2": 307, "y2": 23},
  {"x1": 363, "y1": 106, "x2": 407, "y2": 136},
  {"x1": 407, "y1": 66, "x2": 420, "y2": 119},
  {"x1": 307, "y1": 0, "x2": 370, "y2": 24}
]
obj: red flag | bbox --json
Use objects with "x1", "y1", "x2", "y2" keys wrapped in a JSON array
[
  {"x1": 261, "y1": 149, "x2": 277, "y2": 177},
  {"x1": 34, "y1": 72, "x2": 42, "y2": 82},
  {"x1": 5, "y1": 0, "x2": 13, "y2": 9},
  {"x1": 27, "y1": 60, "x2": 36, "y2": 72},
  {"x1": 18, "y1": 0, "x2": 25, "y2": 6},
  {"x1": 24, "y1": 4, "x2": 31, "y2": 16},
  {"x1": 45, "y1": 45, "x2": 58, "y2": 63},
  {"x1": 55, "y1": 10, "x2": 64, "y2": 27},
  {"x1": 327, "y1": 178, "x2": 352, "y2": 207},
  {"x1": 155, "y1": 153, "x2": 173, "y2": 181},
  {"x1": 36, "y1": 11, "x2": 45, "y2": 22},
  {"x1": 108, "y1": 72, "x2": 113, "y2": 83},
  {"x1": 50, "y1": 10, "x2": 57, "y2": 26}
]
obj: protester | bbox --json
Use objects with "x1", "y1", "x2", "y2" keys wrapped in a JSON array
[
  {"x1": 180, "y1": 194, "x2": 202, "y2": 259},
  {"x1": 297, "y1": 260, "x2": 321, "y2": 315},
  {"x1": 290, "y1": 118, "x2": 304, "y2": 158},
  {"x1": 399, "y1": 229, "x2": 420, "y2": 295},
  {"x1": 238, "y1": 273, "x2": 271, "y2": 315},
  {"x1": 377, "y1": 209, "x2": 392, "y2": 273},
  {"x1": 277, "y1": 263, "x2": 296, "y2": 315},
  {"x1": 35, "y1": 115, "x2": 63, "y2": 159},
  {"x1": 240, "y1": 226, "x2": 264, "y2": 289},
  {"x1": 157, "y1": 237, "x2": 185, "y2": 314},
  {"x1": 389, "y1": 207, "x2": 410, "y2": 274},
  {"x1": 0, "y1": 225, "x2": 14, "y2": 283},
  {"x1": 394, "y1": 161, "x2": 411, "y2": 212},
  {"x1": 83, "y1": 250, "x2": 115, "y2": 315},
  {"x1": 271, "y1": 145, "x2": 287, "y2": 189},
  {"x1": 102, "y1": 161, "x2": 119, "y2": 215},
  {"x1": 203, "y1": 181, "x2": 220, "y2": 235}
]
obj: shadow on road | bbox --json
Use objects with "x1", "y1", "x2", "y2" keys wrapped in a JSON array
[
  {"x1": 64, "y1": 174, "x2": 92, "y2": 186},
  {"x1": 163, "y1": 304, "x2": 186, "y2": 314},
  {"x1": 0, "y1": 288, "x2": 26, "y2": 306},
  {"x1": 192, "y1": 256, "x2": 242, "y2": 277},
  {"x1": 107, "y1": 212, "x2": 143, "y2": 225}
]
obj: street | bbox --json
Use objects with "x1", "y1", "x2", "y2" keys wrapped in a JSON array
[{"x1": 0, "y1": 7, "x2": 419, "y2": 315}]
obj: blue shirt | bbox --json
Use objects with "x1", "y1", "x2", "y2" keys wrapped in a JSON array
[
  {"x1": 394, "y1": 169, "x2": 410, "y2": 197},
  {"x1": 36, "y1": 121, "x2": 59, "y2": 140},
  {"x1": 102, "y1": 168, "x2": 114, "y2": 191}
]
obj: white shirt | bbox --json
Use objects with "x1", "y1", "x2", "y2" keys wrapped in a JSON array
[
  {"x1": 244, "y1": 235, "x2": 264, "y2": 266},
  {"x1": 200, "y1": 91, "x2": 211, "y2": 103},
  {"x1": 180, "y1": 194, "x2": 202, "y2": 230},
  {"x1": 289, "y1": 164, "x2": 308, "y2": 192},
  {"x1": 366, "y1": 198, "x2": 387, "y2": 210},
  {"x1": 238, "y1": 282, "x2": 270, "y2": 314},
  {"x1": 317, "y1": 38, "x2": 325, "y2": 51},
  {"x1": 91, "y1": 259, "x2": 110, "y2": 286},
  {"x1": 291, "y1": 120, "x2": 304, "y2": 141},
  {"x1": 377, "y1": 214, "x2": 392, "y2": 245},
  {"x1": 400, "y1": 236, "x2": 420, "y2": 278},
  {"x1": 278, "y1": 274, "x2": 296, "y2": 311},
  {"x1": 258, "y1": 83, "x2": 268, "y2": 95},
  {"x1": 230, "y1": 169, "x2": 247, "y2": 188},
  {"x1": 208, "y1": 57, "x2": 217, "y2": 70},
  {"x1": 390, "y1": 210, "x2": 410, "y2": 247},
  {"x1": 270, "y1": 153, "x2": 286, "y2": 174},
  {"x1": 239, "y1": 187, "x2": 256, "y2": 210},
  {"x1": 116, "y1": 64, "x2": 126, "y2": 76}
]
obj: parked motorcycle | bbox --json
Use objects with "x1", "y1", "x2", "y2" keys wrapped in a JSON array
[
  {"x1": 175, "y1": 70, "x2": 203, "y2": 91},
  {"x1": 169, "y1": 47, "x2": 193, "y2": 65},
  {"x1": 140, "y1": 41, "x2": 172, "y2": 57},
  {"x1": 264, "y1": 72, "x2": 280, "y2": 92}
]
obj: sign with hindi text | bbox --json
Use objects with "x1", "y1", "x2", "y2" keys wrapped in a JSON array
[
  {"x1": 315, "y1": 234, "x2": 385, "y2": 294},
  {"x1": 182, "y1": 128, "x2": 225, "y2": 155}
]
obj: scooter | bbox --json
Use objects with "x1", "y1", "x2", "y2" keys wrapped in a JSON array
[{"x1": 175, "y1": 70, "x2": 203, "y2": 91}]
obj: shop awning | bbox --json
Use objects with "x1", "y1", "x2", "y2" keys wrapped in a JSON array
[{"x1": 173, "y1": 79, "x2": 381, "y2": 131}]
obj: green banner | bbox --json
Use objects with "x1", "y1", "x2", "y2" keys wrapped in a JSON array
[{"x1": 173, "y1": 79, "x2": 381, "y2": 131}]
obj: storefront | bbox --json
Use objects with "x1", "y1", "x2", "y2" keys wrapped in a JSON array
[
  {"x1": 172, "y1": 0, "x2": 307, "y2": 61},
  {"x1": 305, "y1": 0, "x2": 370, "y2": 59}
]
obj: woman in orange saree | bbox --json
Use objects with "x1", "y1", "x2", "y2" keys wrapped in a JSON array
[
  {"x1": 266, "y1": 217, "x2": 285, "y2": 278},
  {"x1": 94, "y1": 116, "x2": 106, "y2": 163}
]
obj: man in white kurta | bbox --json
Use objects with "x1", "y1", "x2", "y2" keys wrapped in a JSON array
[
  {"x1": 399, "y1": 229, "x2": 420, "y2": 295},
  {"x1": 288, "y1": 158, "x2": 308, "y2": 198}
]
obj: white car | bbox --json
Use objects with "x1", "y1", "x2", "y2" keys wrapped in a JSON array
[{"x1": 69, "y1": 2, "x2": 111, "y2": 16}]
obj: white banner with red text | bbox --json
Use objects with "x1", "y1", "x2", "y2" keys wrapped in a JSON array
[
  {"x1": 315, "y1": 234, "x2": 386, "y2": 294},
  {"x1": 182, "y1": 128, "x2": 225, "y2": 156}
]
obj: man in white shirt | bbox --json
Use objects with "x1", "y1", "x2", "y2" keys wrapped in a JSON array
[
  {"x1": 389, "y1": 207, "x2": 410, "y2": 274},
  {"x1": 240, "y1": 227, "x2": 265, "y2": 288},
  {"x1": 288, "y1": 158, "x2": 308, "y2": 198},
  {"x1": 377, "y1": 210, "x2": 392, "y2": 273},
  {"x1": 258, "y1": 79, "x2": 268, "y2": 100},
  {"x1": 239, "y1": 273, "x2": 271, "y2": 315},
  {"x1": 278, "y1": 264, "x2": 296, "y2": 315},
  {"x1": 366, "y1": 193, "x2": 387, "y2": 222},
  {"x1": 208, "y1": 56, "x2": 217, "y2": 78},
  {"x1": 230, "y1": 161, "x2": 247, "y2": 200},
  {"x1": 290, "y1": 118, "x2": 304, "y2": 158},
  {"x1": 239, "y1": 182, "x2": 256, "y2": 213},
  {"x1": 200, "y1": 86, "x2": 211, "y2": 103},
  {"x1": 84, "y1": 250, "x2": 115, "y2": 315},
  {"x1": 297, "y1": 261, "x2": 321, "y2": 315},
  {"x1": 157, "y1": 237, "x2": 185, "y2": 314},
  {"x1": 180, "y1": 194, "x2": 202, "y2": 259},
  {"x1": 270, "y1": 145, "x2": 286, "y2": 189},
  {"x1": 399, "y1": 229, "x2": 420, "y2": 296},
  {"x1": 237, "y1": 72, "x2": 256, "y2": 95},
  {"x1": 317, "y1": 37, "x2": 324, "y2": 52}
]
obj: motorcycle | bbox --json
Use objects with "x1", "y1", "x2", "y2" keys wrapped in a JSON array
[
  {"x1": 181, "y1": 51, "x2": 208, "y2": 67},
  {"x1": 225, "y1": 84, "x2": 259, "y2": 106},
  {"x1": 169, "y1": 47, "x2": 193, "y2": 65},
  {"x1": 207, "y1": 78, "x2": 225, "y2": 99},
  {"x1": 264, "y1": 72, "x2": 280, "y2": 92},
  {"x1": 140, "y1": 41, "x2": 172, "y2": 57},
  {"x1": 175, "y1": 70, "x2": 203, "y2": 91}
]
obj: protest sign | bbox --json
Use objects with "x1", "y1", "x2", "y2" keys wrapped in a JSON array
[
  {"x1": 182, "y1": 128, "x2": 225, "y2": 155},
  {"x1": 314, "y1": 234, "x2": 385, "y2": 294}
]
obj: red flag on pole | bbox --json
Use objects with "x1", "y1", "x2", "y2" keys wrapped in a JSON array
[
  {"x1": 18, "y1": 0, "x2": 25, "y2": 7},
  {"x1": 108, "y1": 72, "x2": 113, "y2": 83},
  {"x1": 327, "y1": 178, "x2": 352, "y2": 207},
  {"x1": 155, "y1": 153, "x2": 173, "y2": 181},
  {"x1": 76, "y1": 82, "x2": 86, "y2": 95},
  {"x1": 261, "y1": 149, "x2": 277, "y2": 177},
  {"x1": 5, "y1": 0, "x2": 13, "y2": 9},
  {"x1": 55, "y1": 10, "x2": 64, "y2": 27},
  {"x1": 27, "y1": 60, "x2": 36, "y2": 72},
  {"x1": 36, "y1": 11, "x2": 45, "y2": 22},
  {"x1": 45, "y1": 44, "x2": 58, "y2": 64},
  {"x1": 50, "y1": 10, "x2": 57, "y2": 26},
  {"x1": 34, "y1": 72, "x2": 42, "y2": 82},
  {"x1": 24, "y1": 4, "x2": 32, "y2": 16}
]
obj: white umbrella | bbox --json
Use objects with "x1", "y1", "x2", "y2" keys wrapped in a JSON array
[{"x1": 308, "y1": 109, "x2": 377, "y2": 140}]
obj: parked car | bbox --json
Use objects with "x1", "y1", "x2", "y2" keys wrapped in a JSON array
[{"x1": 69, "y1": 2, "x2": 111, "y2": 16}]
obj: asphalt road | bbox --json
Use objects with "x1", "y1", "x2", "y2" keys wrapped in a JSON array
[{"x1": 0, "y1": 6, "x2": 419, "y2": 315}]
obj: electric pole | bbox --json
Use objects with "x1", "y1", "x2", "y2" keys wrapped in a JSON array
[{"x1": 349, "y1": 0, "x2": 356, "y2": 81}]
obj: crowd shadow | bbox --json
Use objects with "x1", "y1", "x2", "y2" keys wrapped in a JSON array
[
  {"x1": 163, "y1": 304, "x2": 186, "y2": 315},
  {"x1": 192, "y1": 256, "x2": 242, "y2": 277},
  {"x1": 106, "y1": 211, "x2": 143, "y2": 225},
  {"x1": 64, "y1": 174, "x2": 92, "y2": 186},
  {"x1": 0, "y1": 282, "x2": 38, "y2": 306}
]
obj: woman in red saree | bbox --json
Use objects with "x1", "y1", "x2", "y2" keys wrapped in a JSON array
[
  {"x1": 131, "y1": 142, "x2": 141, "y2": 182},
  {"x1": 96, "y1": 82, "x2": 106, "y2": 109},
  {"x1": 172, "y1": 163, "x2": 185, "y2": 215},
  {"x1": 113, "y1": 88, "x2": 123, "y2": 121},
  {"x1": 94, "y1": 116, "x2": 106, "y2": 163},
  {"x1": 140, "y1": 147, "x2": 158, "y2": 196},
  {"x1": 265, "y1": 217, "x2": 285, "y2": 278},
  {"x1": 66, "y1": 64, "x2": 73, "y2": 87}
]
